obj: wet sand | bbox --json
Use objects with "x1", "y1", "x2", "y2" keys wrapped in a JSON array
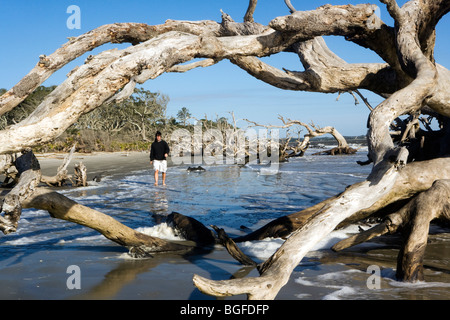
[
  {"x1": 1, "y1": 151, "x2": 449, "y2": 300},
  {"x1": 36, "y1": 151, "x2": 153, "y2": 179}
]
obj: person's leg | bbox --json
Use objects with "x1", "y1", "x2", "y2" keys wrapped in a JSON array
[
  {"x1": 161, "y1": 160, "x2": 167, "y2": 186},
  {"x1": 154, "y1": 170, "x2": 159, "y2": 185}
]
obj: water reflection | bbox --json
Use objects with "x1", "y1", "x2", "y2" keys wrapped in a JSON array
[{"x1": 150, "y1": 190, "x2": 169, "y2": 215}]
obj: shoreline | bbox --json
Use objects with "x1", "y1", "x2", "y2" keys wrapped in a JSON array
[
  {"x1": 1, "y1": 151, "x2": 449, "y2": 300},
  {"x1": 36, "y1": 151, "x2": 154, "y2": 180}
]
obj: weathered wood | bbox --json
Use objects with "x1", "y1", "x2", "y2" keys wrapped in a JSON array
[
  {"x1": 74, "y1": 162, "x2": 87, "y2": 187},
  {"x1": 0, "y1": 150, "x2": 41, "y2": 234},
  {"x1": 22, "y1": 188, "x2": 191, "y2": 254},
  {"x1": 396, "y1": 179, "x2": 450, "y2": 281},
  {"x1": 211, "y1": 225, "x2": 257, "y2": 267},
  {"x1": 194, "y1": 161, "x2": 402, "y2": 299},
  {"x1": 333, "y1": 179, "x2": 450, "y2": 282},
  {"x1": 236, "y1": 157, "x2": 450, "y2": 242},
  {"x1": 0, "y1": 0, "x2": 448, "y2": 301},
  {"x1": 245, "y1": 116, "x2": 354, "y2": 159},
  {"x1": 41, "y1": 145, "x2": 76, "y2": 186},
  {"x1": 166, "y1": 212, "x2": 216, "y2": 246},
  {"x1": 311, "y1": 146, "x2": 358, "y2": 156},
  {"x1": 0, "y1": 21, "x2": 222, "y2": 116}
]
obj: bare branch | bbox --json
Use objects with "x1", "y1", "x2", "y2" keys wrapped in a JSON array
[
  {"x1": 168, "y1": 58, "x2": 220, "y2": 73},
  {"x1": 244, "y1": 0, "x2": 258, "y2": 22},
  {"x1": 284, "y1": 0, "x2": 297, "y2": 13},
  {"x1": 270, "y1": 4, "x2": 382, "y2": 35}
]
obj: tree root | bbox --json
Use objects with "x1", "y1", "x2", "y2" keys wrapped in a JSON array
[{"x1": 210, "y1": 225, "x2": 257, "y2": 267}]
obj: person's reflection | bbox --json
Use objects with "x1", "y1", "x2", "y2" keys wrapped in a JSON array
[{"x1": 151, "y1": 190, "x2": 169, "y2": 215}]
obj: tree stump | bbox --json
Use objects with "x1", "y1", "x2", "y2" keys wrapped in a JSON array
[{"x1": 74, "y1": 162, "x2": 87, "y2": 187}]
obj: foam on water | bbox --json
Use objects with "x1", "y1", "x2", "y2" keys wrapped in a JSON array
[
  {"x1": 135, "y1": 223, "x2": 185, "y2": 241},
  {"x1": 2, "y1": 149, "x2": 449, "y2": 299},
  {"x1": 293, "y1": 266, "x2": 450, "y2": 300}
]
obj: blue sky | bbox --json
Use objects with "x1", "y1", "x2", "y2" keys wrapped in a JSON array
[{"x1": 1, "y1": 1, "x2": 448, "y2": 135}]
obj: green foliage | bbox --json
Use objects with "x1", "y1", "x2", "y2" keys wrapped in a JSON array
[
  {"x1": 0, "y1": 86, "x2": 56, "y2": 130},
  {"x1": 1, "y1": 86, "x2": 194, "y2": 153},
  {"x1": 1, "y1": 86, "x2": 237, "y2": 153},
  {"x1": 176, "y1": 107, "x2": 192, "y2": 126}
]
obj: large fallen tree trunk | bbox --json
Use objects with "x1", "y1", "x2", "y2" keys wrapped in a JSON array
[
  {"x1": 22, "y1": 187, "x2": 192, "y2": 256},
  {"x1": 0, "y1": 150, "x2": 41, "y2": 234}
]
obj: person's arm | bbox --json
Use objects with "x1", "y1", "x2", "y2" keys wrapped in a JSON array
[
  {"x1": 164, "y1": 141, "x2": 170, "y2": 159},
  {"x1": 150, "y1": 144, "x2": 154, "y2": 163}
]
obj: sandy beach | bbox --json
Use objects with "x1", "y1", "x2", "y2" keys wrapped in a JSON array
[
  {"x1": 1, "y1": 150, "x2": 449, "y2": 301},
  {"x1": 36, "y1": 151, "x2": 153, "y2": 180}
]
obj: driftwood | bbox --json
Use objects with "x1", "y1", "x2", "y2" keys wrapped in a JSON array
[
  {"x1": 22, "y1": 187, "x2": 192, "y2": 256},
  {"x1": 312, "y1": 146, "x2": 357, "y2": 156},
  {"x1": 40, "y1": 145, "x2": 76, "y2": 186},
  {"x1": 211, "y1": 225, "x2": 257, "y2": 267},
  {"x1": 0, "y1": 0, "x2": 449, "y2": 300},
  {"x1": 332, "y1": 179, "x2": 450, "y2": 282},
  {"x1": 245, "y1": 115, "x2": 356, "y2": 159},
  {"x1": 0, "y1": 150, "x2": 41, "y2": 234},
  {"x1": 74, "y1": 162, "x2": 88, "y2": 187}
]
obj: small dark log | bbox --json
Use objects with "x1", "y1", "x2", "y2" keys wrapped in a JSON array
[
  {"x1": 23, "y1": 189, "x2": 190, "y2": 255},
  {"x1": 166, "y1": 212, "x2": 216, "y2": 246},
  {"x1": 211, "y1": 225, "x2": 257, "y2": 267},
  {"x1": 312, "y1": 146, "x2": 358, "y2": 156}
]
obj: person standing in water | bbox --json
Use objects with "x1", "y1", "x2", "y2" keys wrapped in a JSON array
[{"x1": 150, "y1": 131, "x2": 170, "y2": 186}]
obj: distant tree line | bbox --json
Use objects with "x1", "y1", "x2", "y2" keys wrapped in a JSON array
[
  {"x1": 0, "y1": 86, "x2": 228, "y2": 153},
  {"x1": 0, "y1": 86, "x2": 360, "y2": 155}
]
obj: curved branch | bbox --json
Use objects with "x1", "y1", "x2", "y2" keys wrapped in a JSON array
[
  {"x1": 194, "y1": 162, "x2": 402, "y2": 299},
  {"x1": 0, "y1": 20, "x2": 222, "y2": 117},
  {"x1": 22, "y1": 188, "x2": 191, "y2": 254},
  {"x1": 231, "y1": 38, "x2": 395, "y2": 95},
  {"x1": 229, "y1": 56, "x2": 310, "y2": 91},
  {"x1": 244, "y1": 0, "x2": 258, "y2": 23},
  {"x1": 284, "y1": 0, "x2": 297, "y2": 13}
]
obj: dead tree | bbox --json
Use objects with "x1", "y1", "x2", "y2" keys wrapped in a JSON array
[
  {"x1": 171, "y1": 112, "x2": 251, "y2": 164},
  {"x1": 40, "y1": 145, "x2": 76, "y2": 187},
  {"x1": 1, "y1": 0, "x2": 449, "y2": 300},
  {"x1": 73, "y1": 162, "x2": 88, "y2": 187},
  {"x1": 245, "y1": 115, "x2": 357, "y2": 159}
]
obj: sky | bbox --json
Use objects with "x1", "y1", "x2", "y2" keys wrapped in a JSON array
[{"x1": 0, "y1": 1, "x2": 448, "y2": 136}]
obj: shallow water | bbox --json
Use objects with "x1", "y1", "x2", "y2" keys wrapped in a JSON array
[{"x1": 1, "y1": 149, "x2": 449, "y2": 300}]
